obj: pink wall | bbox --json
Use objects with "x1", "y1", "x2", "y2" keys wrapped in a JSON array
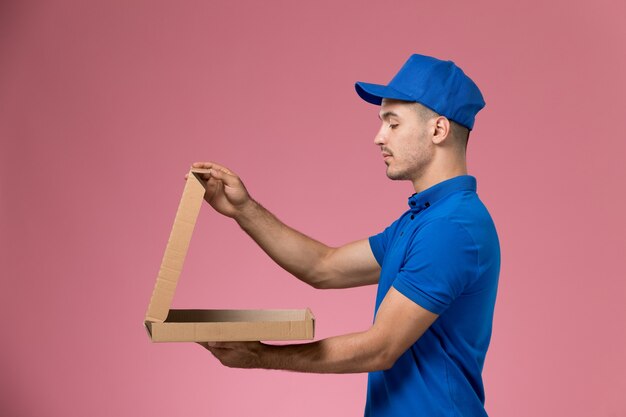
[{"x1": 2, "y1": 1, "x2": 625, "y2": 416}]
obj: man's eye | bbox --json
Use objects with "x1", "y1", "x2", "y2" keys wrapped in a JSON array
[{"x1": 390, "y1": 123, "x2": 399, "y2": 129}]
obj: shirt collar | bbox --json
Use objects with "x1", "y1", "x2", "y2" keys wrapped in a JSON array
[{"x1": 407, "y1": 175, "x2": 477, "y2": 211}]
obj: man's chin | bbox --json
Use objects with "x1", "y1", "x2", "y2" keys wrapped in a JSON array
[{"x1": 385, "y1": 168, "x2": 405, "y2": 181}]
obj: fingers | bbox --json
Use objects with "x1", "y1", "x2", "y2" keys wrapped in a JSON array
[
  {"x1": 197, "y1": 341, "x2": 229, "y2": 348},
  {"x1": 190, "y1": 162, "x2": 240, "y2": 185},
  {"x1": 197, "y1": 342, "x2": 221, "y2": 355},
  {"x1": 192, "y1": 161, "x2": 210, "y2": 169},
  {"x1": 207, "y1": 342, "x2": 240, "y2": 349},
  {"x1": 197, "y1": 341, "x2": 264, "y2": 369},
  {"x1": 207, "y1": 168, "x2": 241, "y2": 189},
  {"x1": 191, "y1": 161, "x2": 234, "y2": 175},
  {"x1": 197, "y1": 341, "x2": 248, "y2": 350}
]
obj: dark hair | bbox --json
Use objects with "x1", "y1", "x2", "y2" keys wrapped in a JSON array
[{"x1": 412, "y1": 102, "x2": 469, "y2": 149}]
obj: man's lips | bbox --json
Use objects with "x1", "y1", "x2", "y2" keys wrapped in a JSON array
[{"x1": 382, "y1": 152, "x2": 392, "y2": 160}]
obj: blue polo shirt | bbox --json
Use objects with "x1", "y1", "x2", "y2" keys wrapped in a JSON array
[{"x1": 366, "y1": 175, "x2": 500, "y2": 417}]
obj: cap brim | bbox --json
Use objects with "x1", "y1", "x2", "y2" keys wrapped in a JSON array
[{"x1": 355, "y1": 82, "x2": 415, "y2": 105}]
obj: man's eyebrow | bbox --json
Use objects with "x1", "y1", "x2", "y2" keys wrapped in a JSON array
[{"x1": 378, "y1": 111, "x2": 400, "y2": 120}]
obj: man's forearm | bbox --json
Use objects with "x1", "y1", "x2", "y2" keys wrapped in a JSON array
[
  {"x1": 234, "y1": 199, "x2": 331, "y2": 287},
  {"x1": 258, "y1": 331, "x2": 393, "y2": 374}
]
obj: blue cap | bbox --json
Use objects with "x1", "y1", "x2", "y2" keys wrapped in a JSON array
[{"x1": 355, "y1": 54, "x2": 485, "y2": 130}]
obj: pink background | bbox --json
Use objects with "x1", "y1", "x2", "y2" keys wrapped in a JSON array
[{"x1": 1, "y1": 0, "x2": 625, "y2": 416}]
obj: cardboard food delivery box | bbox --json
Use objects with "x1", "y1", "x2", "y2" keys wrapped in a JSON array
[{"x1": 144, "y1": 168, "x2": 315, "y2": 343}]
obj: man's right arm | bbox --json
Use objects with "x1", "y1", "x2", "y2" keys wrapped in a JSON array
[{"x1": 190, "y1": 162, "x2": 380, "y2": 289}]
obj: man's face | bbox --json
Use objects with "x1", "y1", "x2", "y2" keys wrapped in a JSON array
[{"x1": 375, "y1": 99, "x2": 434, "y2": 183}]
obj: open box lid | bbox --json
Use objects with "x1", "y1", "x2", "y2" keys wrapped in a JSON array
[{"x1": 144, "y1": 168, "x2": 209, "y2": 323}]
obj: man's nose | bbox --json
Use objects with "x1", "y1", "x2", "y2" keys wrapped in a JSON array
[{"x1": 374, "y1": 126, "x2": 386, "y2": 145}]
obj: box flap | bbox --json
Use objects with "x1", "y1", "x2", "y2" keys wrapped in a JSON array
[{"x1": 144, "y1": 169, "x2": 210, "y2": 323}]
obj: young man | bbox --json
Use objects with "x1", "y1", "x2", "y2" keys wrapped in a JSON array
[{"x1": 193, "y1": 54, "x2": 501, "y2": 417}]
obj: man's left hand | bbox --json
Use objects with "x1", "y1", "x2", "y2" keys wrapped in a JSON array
[{"x1": 198, "y1": 341, "x2": 265, "y2": 369}]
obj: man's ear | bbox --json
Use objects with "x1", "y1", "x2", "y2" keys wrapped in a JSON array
[{"x1": 432, "y1": 116, "x2": 451, "y2": 145}]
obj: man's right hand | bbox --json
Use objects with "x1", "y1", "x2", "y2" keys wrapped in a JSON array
[{"x1": 188, "y1": 162, "x2": 252, "y2": 219}]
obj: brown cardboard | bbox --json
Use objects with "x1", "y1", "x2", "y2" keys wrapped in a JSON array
[{"x1": 145, "y1": 168, "x2": 315, "y2": 342}]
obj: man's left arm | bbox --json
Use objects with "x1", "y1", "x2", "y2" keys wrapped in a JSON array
[{"x1": 199, "y1": 288, "x2": 438, "y2": 373}]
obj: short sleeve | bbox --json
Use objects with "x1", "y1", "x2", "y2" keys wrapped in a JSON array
[
  {"x1": 392, "y1": 219, "x2": 479, "y2": 315},
  {"x1": 369, "y1": 219, "x2": 402, "y2": 266}
]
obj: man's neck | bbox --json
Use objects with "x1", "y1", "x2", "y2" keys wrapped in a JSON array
[{"x1": 412, "y1": 164, "x2": 468, "y2": 194}]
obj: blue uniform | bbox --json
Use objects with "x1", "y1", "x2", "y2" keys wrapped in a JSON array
[{"x1": 366, "y1": 175, "x2": 500, "y2": 417}]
